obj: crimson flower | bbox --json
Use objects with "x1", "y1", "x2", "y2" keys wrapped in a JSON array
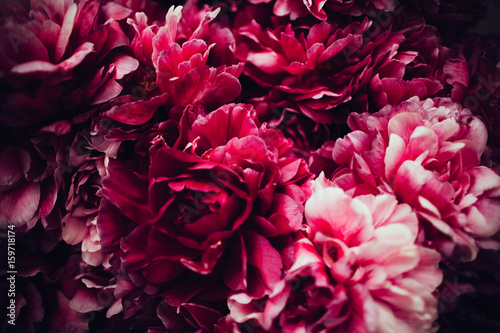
[
  {"x1": 96, "y1": 103, "x2": 312, "y2": 316},
  {"x1": 100, "y1": 5, "x2": 244, "y2": 126}
]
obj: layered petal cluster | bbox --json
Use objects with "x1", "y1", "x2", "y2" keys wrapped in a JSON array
[
  {"x1": 67, "y1": 260, "x2": 231, "y2": 332},
  {"x1": 234, "y1": 5, "x2": 430, "y2": 123},
  {"x1": 0, "y1": 0, "x2": 138, "y2": 128},
  {"x1": 61, "y1": 133, "x2": 107, "y2": 266},
  {"x1": 100, "y1": 5, "x2": 244, "y2": 127},
  {"x1": 96, "y1": 103, "x2": 312, "y2": 317},
  {"x1": 0, "y1": 122, "x2": 71, "y2": 232},
  {"x1": 249, "y1": 90, "x2": 337, "y2": 165},
  {"x1": 368, "y1": 24, "x2": 453, "y2": 109},
  {"x1": 457, "y1": 34, "x2": 500, "y2": 166},
  {"x1": 330, "y1": 97, "x2": 500, "y2": 261},
  {"x1": 229, "y1": 180, "x2": 442, "y2": 332}
]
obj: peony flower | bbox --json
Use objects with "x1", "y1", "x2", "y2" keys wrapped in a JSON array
[
  {"x1": 233, "y1": 5, "x2": 425, "y2": 123},
  {"x1": 100, "y1": 5, "x2": 244, "y2": 127},
  {"x1": 61, "y1": 132, "x2": 107, "y2": 266},
  {"x1": 453, "y1": 33, "x2": 500, "y2": 168},
  {"x1": 103, "y1": 0, "x2": 167, "y2": 24},
  {"x1": 96, "y1": 103, "x2": 312, "y2": 315},
  {"x1": 0, "y1": 121, "x2": 72, "y2": 233},
  {"x1": 229, "y1": 181, "x2": 442, "y2": 332},
  {"x1": 329, "y1": 97, "x2": 500, "y2": 261},
  {"x1": 248, "y1": 89, "x2": 343, "y2": 166},
  {"x1": 0, "y1": 0, "x2": 139, "y2": 128},
  {"x1": 368, "y1": 24, "x2": 453, "y2": 109}
]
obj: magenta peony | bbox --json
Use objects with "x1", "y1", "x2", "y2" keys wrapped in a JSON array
[
  {"x1": 100, "y1": 5, "x2": 243, "y2": 126},
  {"x1": 368, "y1": 24, "x2": 453, "y2": 109}
]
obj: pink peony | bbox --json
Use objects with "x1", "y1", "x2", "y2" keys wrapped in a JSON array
[
  {"x1": 103, "y1": 0, "x2": 167, "y2": 24},
  {"x1": 229, "y1": 180, "x2": 442, "y2": 332},
  {"x1": 330, "y1": 97, "x2": 500, "y2": 261}
]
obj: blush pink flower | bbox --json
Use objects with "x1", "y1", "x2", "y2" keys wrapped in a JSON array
[
  {"x1": 330, "y1": 97, "x2": 500, "y2": 261},
  {"x1": 229, "y1": 180, "x2": 442, "y2": 332}
]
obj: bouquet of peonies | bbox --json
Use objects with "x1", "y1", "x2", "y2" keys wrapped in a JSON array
[{"x1": 1, "y1": 0, "x2": 500, "y2": 332}]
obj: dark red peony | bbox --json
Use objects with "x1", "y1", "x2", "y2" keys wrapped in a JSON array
[{"x1": 95, "y1": 103, "x2": 312, "y2": 321}]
